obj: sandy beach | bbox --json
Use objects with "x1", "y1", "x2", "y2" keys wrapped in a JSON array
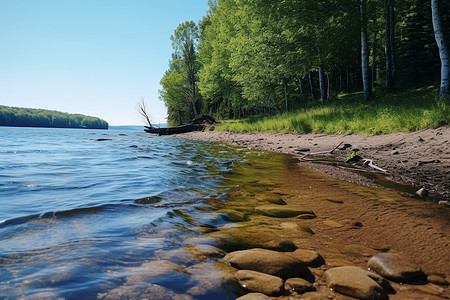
[{"x1": 176, "y1": 126, "x2": 450, "y2": 201}]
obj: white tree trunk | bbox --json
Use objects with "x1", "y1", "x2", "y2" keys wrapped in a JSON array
[
  {"x1": 319, "y1": 66, "x2": 326, "y2": 104},
  {"x1": 432, "y1": 0, "x2": 450, "y2": 99},
  {"x1": 361, "y1": 0, "x2": 372, "y2": 101}
]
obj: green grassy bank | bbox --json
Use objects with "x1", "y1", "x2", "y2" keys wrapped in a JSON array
[{"x1": 214, "y1": 86, "x2": 449, "y2": 135}]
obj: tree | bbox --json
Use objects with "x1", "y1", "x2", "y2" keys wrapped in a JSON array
[
  {"x1": 170, "y1": 21, "x2": 201, "y2": 118},
  {"x1": 431, "y1": 0, "x2": 450, "y2": 99},
  {"x1": 137, "y1": 98, "x2": 154, "y2": 128}
]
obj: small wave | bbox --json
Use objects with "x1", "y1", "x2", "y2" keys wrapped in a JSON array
[{"x1": 0, "y1": 205, "x2": 116, "y2": 229}]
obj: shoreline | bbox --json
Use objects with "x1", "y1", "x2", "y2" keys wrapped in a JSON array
[{"x1": 175, "y1": 126, "x2": 450, "y2": 202}]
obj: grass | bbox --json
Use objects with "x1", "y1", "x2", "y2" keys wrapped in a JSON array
[{"x1": 214, "y1": 86, "x2": 449, "y2": 135}]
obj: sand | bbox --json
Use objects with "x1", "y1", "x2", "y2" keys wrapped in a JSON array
[{"x1": 175, "y1": 126, "x2": 450, "y2": 201}]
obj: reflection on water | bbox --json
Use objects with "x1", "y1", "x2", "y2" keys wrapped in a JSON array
[{"x1": 1, "y1": 127, "x2": 448, "y2": 299}]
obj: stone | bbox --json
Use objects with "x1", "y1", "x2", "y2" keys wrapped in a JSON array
[
  {"x1": 125, "y1": 260, "x2": 188, "y2": 284},
  {"x1": 438, "y1": 200, "x2": 450, "y2": 207},
  {"x1": 235, "y1": 270, "x2": 284, "y2": 296},
  {"x1": 416, "y1": 187, "x2": 429, "y2": 197},
  {"x1": 255, "y1": 205, "x2": 313, "y2": 218},
  {"x1": 367, "y1": 253, "x2": 426, "y2": 283},
  {"x1": 97, "y1": 283, "x2": 193, "y2": 300},
  {"x1": 323, "y1": 220, "x2": 343, "y2": 228},
  {"x1": 291, "y1": 249, "x2": 324, "y2": 266},
  {"x1": 325, "y1": 266, "x2": 391, "y2": 300},
  {"x1": 326, "y1": 258, "x2": 355, "y2": 267},
  {"x1": 427, "y1": 274, "x2": 449, "y2": 286},
  {"x1": 284, "y1": 277, "x2": 315, "y2": 294},
  {"x1": 224, "y1": 248, "x2": 309, "y2": 278},
  {"x1": 391, "y1": 150, "x2": 400, "y2": 155},
  {"x1": 296, "y1": 212, "x2": 317, "y2": 219},
  {"x1": 235, "y1": 293, "x2": 271, "y2": 300}
]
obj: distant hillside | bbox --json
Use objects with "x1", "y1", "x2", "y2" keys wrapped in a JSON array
[{"x1": 0, "y1": 105, "x2": 108, "y2": 129}]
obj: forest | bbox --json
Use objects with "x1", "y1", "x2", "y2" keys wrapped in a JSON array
[
  {"x1": 0, "y1": 105, "x2": 109, "y2": 129},
  {"x1": 159, "y1": 0, "x2": 450, "y2": 127}
]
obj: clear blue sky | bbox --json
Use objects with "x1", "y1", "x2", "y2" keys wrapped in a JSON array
[{"x1": 0, "y1": 0, "x2": 209, "y2": 125}]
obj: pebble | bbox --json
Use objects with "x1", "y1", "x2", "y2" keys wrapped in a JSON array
[
  {"x1": 438, "y1": 200, "x2": 450, "y2": 207},
  {"x1": 416, "y1": 187, "x2": 429, "y2": 197},
  {"x1": 427, "y1": 274, "x2": 449, "y2": 286},
  {"x1": 284, "y1": 278, "x2": 315, "y2": 294}
]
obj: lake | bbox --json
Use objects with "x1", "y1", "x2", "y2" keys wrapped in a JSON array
[{"x1": 0, "y1": 126, "x2": 255, "y2": 299}]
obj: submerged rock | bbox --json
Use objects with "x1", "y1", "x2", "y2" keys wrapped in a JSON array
[
  {"x1": 284, "y1": 277, "x2": 315, "y2": 294},
  {"x1": 98, "y1": 282, "x2": 193, "y2": 300},
  {"x1": 368, "y1": 253, "x2": 426, "y2": 283},
  {"x1": 235, "y1": 293, "x2": 271, "y2": 300},
  {"x1": 325, "y1": 266, "x2": 392, "y2": 300},
  {"x1": 290, "y1": 249, "x2": 324, "y2": 266},
  {"x1": 255, "y1": 205, "x2": 313, "y2": 218},
  {"x1": 234, "y1": 270, "x2": 284, "y2": 296},
  {"x1": 224, "y1": 248, "x2": 309, "y2": 278}
]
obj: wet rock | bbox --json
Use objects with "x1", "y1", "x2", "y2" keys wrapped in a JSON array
[
  {"x1": 323, "y1": 220, "x2": 343, "y2": 228},
  {"x1": 235, "y1": 292, "x2": 271, "y2": 300},
  {"x1": 98, "y1": 283, "x2": 193, "y2": 300},
  {"x1": 134, "y1": 196, "x2": 163, "y2": 204},
  {"x1": 367, "y1": 253, "x2": 426, "y2": 283},
  {"x1": 255, "y1": 205, "x2": 313, "y2": 218},
  {"x1": 235, "y1": 270, "x2": 284, "y2": 296},
  {"x1": 291, "y1": 249, "x2": 324, "y2": 266},
  {"x1": 125, "y1": 260, "x2": 188, "y2": 284},
  {"x1": 296, "y1": 212, "x2": 317, "y2": 219},
  {"x1": 325, "y1": 266, "x2": 391, "y2": 300},
  {"x1": 326, "y1": 258, "x2": 355, "y2": 267},
  {"x1": 427, "y1": 274, "x2": 449, "y2": 286},
  {"x1": 416, "y1": 187, "x2": 429, "y2": 197},
  {"x1": 284, "y1": 278, "x2": 315, "y2": 294},
  {"x1": 186, "y1": 262, "x2": 237, "y2": 296},
  {"x1": 415, "y1": 283, "x2": 447, "y2": 297},
  {"x1": 224, "y1": 248, "x2": 309, "y2": 278}
]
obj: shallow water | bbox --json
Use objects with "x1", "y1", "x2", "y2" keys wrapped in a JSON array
[
  {"x1": 0, "y1": 126, "x2": 250, "y2": 299},
  {"x1": 1, "y1": 127, "x2": 448, "y2": 299}
]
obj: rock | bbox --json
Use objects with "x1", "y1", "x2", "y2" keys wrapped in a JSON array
[
  {"x1": 415, "y1": 284, "x2": 447, "y2": 297},
  {"x1": 254, "y1": 205, "x2": 314, "y2": 218},
  {"x1": 323, "y1": 220, "x2": 343, "y2": 228},
  {"x1": 98, "y1": 283, "x2": 193, "y2": 300},
  {"x1": 367, "y1": 253, "x2": 426, "y2": 283},
  {"x1": 224, "y1": 248, "x2": 309, "y2": 278},
  {"x1": 391, "y1": 150, "x2": 399, "y2": 155},
  {"x1": 235, "y1": 293, "x2": 271, "y2": 300},
  {"x1": 427, "y1": 274, "x2": 449, "y2": 286},
  {"x1": 125, "y1": 260, "x2": 188, "y2": 284},
  {"x1": 134, "y1": 196, "x2": 163, "y2": 204},
  {"x1": 326, "y1": 258, "x2": 355, "y2": 267},
  {"x1": 438, "y1": 200, "x2": 450, "y2": 207},
  {"x1": 416, "y1": 187, "x2": 429, "y2": 197},
  {"x1": 296, "y1": 148, "x2": 311, "y2": 152},
  {"x1": 284, "y1": 278, "x2": 315, "y2": 294},
  {"x1": 338, "y1": 143, "x2": 352, "y2": 150},
  {"x1": 291, "y1": 249, "x2": 324, "y2": 266},
  {"x1": 296, "y1": 212, "x2": 317, "y2": 219},
  {"x1": 235, "y1": 270, "x2": 284, "y2": 296},
  {"x1": 325, "y1": 266, "x2": 391, "y2": 300}
]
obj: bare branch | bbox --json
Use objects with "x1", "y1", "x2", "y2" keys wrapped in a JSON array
[{"x1": 137, "y1": 98, "x2": 156, "y2": 128}]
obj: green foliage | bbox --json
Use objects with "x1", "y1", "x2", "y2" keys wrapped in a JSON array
[
  {"x1": 0, "y1": 106, "x2": 108, "y2": 129},
  {"x1": 215, "y1": 86, "x2": 449, "y2": 134}
]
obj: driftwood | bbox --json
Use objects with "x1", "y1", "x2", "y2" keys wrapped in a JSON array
[{"x1": 144, "y1": 124, "x2": 205, "y2": 135}]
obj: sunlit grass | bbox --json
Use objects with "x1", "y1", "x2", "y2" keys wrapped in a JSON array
[{"x1": 215, "y1": 86, "x2": 449, "y2": 135}]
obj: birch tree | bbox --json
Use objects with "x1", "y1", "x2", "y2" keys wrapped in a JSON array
[{"x1": 431, "y1": 0, "x2": 450, "y2": 99}]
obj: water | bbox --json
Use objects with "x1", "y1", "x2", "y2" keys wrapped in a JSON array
[{"x1": 0, "y1": 126, "x2": 246, "y2": 299}]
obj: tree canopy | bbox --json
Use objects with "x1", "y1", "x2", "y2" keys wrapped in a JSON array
[
  {"x1": 0, "y1": 106, "x2": 108, "y2": 129},
  {"x1": 159, "y1": 0, "x2": 449, "y2": 125}
]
